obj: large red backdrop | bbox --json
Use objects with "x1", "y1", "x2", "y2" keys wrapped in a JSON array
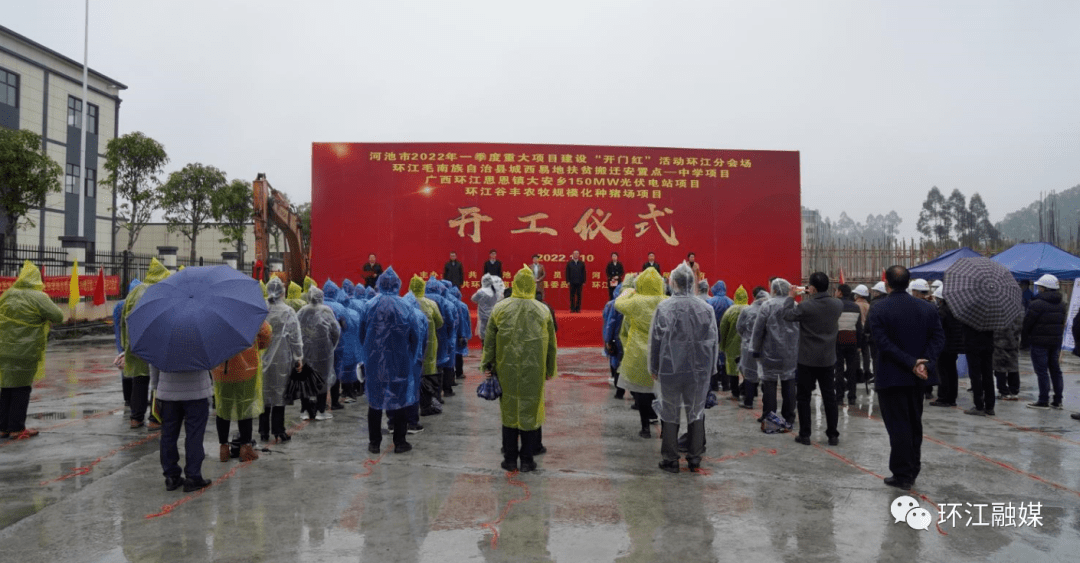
[{"x1": 311, "y1": 143, "x2": 800, "y2": 310}]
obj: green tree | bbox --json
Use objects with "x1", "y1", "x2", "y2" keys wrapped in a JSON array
[
  {"x1": 916, "y1": 187, "x2": 951, "y2": 243},
  {"x1": 161, "y1": 163, "x2": 227, "y2": 264},
  {"x1": 103, "y1": 132, "x2": 169, "y2": 253},
  {"x1": 211, "y1": 178, "x2": 252, "y2": 264},
  {"x1": 296, "y1": 201, "x2": 311, "y2": 250},
  {"x1": 946, "y1": 189, "x2": 970, "y2": 245},
  {"x1": 968, "y1": 193, "x2": 998, "y2": 245},
  {"x1": 0, "y1": 128, "x2": 63, "y2": 249}
]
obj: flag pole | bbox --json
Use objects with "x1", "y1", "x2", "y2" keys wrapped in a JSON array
[{"x1": 78, "y1": 0, "x2": 89, "y2": 239}]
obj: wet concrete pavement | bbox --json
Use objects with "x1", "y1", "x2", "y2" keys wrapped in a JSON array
[{"x1": 2, "y1": 343, "x2": 1079, "y2": 562}]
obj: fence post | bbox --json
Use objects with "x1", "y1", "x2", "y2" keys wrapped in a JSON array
[{"x1": 121, "y1": 250, "x2": 130, "y2": 298}]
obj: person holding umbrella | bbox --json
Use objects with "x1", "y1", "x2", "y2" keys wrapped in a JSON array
[
  {"x1": 0, "y1": 262, "x2": 64, "y2": 440},
  {"x1": 359, "y1": 267, "x2": 423, "y2": 454},
  {"x1": 297, "y1": 287, "x2": 341, "y2": 421},
  {"x1": 126, "y1": 265, "x2": 270, "y2": 492},
  {"x1": 260, "y1": 278, "x2": 303, "y2": 443}
]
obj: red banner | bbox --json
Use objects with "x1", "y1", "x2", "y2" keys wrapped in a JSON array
[
  {"x1": 0, "y1": 275, "x2": 121, "y2": 299},
  {"x1": 311, "y1": 143, "x2": 800, "y2": 311}
]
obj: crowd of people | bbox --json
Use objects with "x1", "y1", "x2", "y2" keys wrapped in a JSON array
[{"x1": 1, "y1": 252, "x2": 1078, "y2": 492}]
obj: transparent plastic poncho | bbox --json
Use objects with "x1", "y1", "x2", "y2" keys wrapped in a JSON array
[
  {"x1": 750, "y1": 278, "x2": 800, "y2": 381},
  {"x1": 359, "y1": 268, "x2": 424, "y2": 410},
  {"x1": 213, "y1": 321, "x2": 271, "y2": 420},
  {"x1": 262, "y1": 279, "x2": 304, "y2": 407},
  {"x1": 296, "y1": 287, "x2": 341, "y2": 391}
]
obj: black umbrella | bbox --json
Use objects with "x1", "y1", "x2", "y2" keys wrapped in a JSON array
[{"x1": 943, "y1": 257, "x2": 1023, "y2": 331}]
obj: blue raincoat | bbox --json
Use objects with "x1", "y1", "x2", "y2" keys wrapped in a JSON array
[
  {"x1": 402, "y1": 292, "x2": 430, "y2": 384},
  {"x1": 322, "y1": 280, "x2": 352, "y2": 384},
  {"x1": 341, "y1": 278, "x2": 356, "y2": 298},
  {"x1": 425, "y1": 276, "x2": 457, "y2": 368},
  {"x1": 112, "y1": 279, "x2": 140, "y2": 354},
  {"x1": 359, "y1": 268, "x2": 423, "y2": 410},
  {"x1": 365, "y1": 286, "x2": 376, "y2": 299},
  {"x1": 448, "y1": 285, "x2": 472, "y2": 357},
  {"x1": 706, "y1": 280, "x2": 733, "y2": 369},
  {"x1": 602, "y1": 283, "x2": 625, "y2": 369}
]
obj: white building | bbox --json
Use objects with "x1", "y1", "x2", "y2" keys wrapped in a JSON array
[
  {"x1": 127, "y1": 223, "x2": 258, "y2": 267},
  {"x1": 0, "y1": 24, "x2": 125, "y2": 255},
  {"x1": 801, "y1": 208, "x2": 821, "y2": 246}
]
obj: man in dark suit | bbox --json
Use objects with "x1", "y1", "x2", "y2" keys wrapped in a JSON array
[
  {"x1": 362, "y1": 254, "x2": 383, "y2": 288},
  {"x1": 605, "y1": 252, "x2": 624, "y2": 300},
  {"x1": 482, "y1": 249, "x2": 502, "y2": 278},
  {"x1": 565, "y1": 250, "x2": 586, "y2": 312},
  {"x1": 869, "y1": 265, "x2": 945, "y2": 490},
  {"x1": 642, "y1": 252, "x2": 661, "y2": 274},
  {"x1": 443, "y1": 252, "x2": 464, "y2": 288}
]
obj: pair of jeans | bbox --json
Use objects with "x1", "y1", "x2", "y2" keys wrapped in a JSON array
[
  {"x1": 661, "y1": 418, "x2": 705, "y2": 465},
  {"x1": 877, "y1": 386, "x2": 924, "y2": 484},
  {"x1": 216, "y1": 416, "x2": 252, "y2": 444},
  {"x1": 369, "y1": 407, "x2": 407, "y2": 448},
  {"x1": 129, "y1": 376, "x2": 150, "y2": 423},
  {"x1": 502, "y1": 426, "x2": 539, "y2": 467},
  {"x1": 797, "y1": 364, "x2": 839, "y2": 439},
  {"x1": 258, "y1": 405, "x2": 286, "y2": 437},
  {"x1": 0, "y1": 386, "x2": 32, "y2": 433},
  {"x1": 994, "y1": 371, "x2": 1020, "y2": 396},
  {"x1": 159, "y1": 398, "x2": 209, "y2": 480},
  {"x1": 835, "y1": 346, "x2": 859, "y2": 402},
  {"x1": 936, "y1": 351, "x2": 959, "y2": 404},
  {"x1": 630, "y1": 392, "x2": 656, "y2": 431},
  {"x1": 1030, "y1": 346, "x2": 1063, "y2": 404},
  {"x1": 761, "y1": 379, "x2": 795, "y2": 423}
]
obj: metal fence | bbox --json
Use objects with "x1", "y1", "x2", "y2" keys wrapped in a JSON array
[{"x1": 0, "y1": 244, "x2": 71, "y2": 277}]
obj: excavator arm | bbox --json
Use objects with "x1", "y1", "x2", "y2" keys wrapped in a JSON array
[{"x1": 253, "y1": 173, "x2": 309, "y2": 284}]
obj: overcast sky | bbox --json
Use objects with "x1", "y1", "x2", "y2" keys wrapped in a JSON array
[{"x1": 7, "y1": 0, "x2": 1079, "y2": 239}]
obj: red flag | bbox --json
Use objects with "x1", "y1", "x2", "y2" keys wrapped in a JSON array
[
  {"x1": 881, "y1": 269, "x2": 887, "y2": 283},
  {"x1": 838, "y1": 267, "x2": 846, "y2": 286},
  {"x1": 93, "y1": 268, "x2": 106, "y2": 306}
]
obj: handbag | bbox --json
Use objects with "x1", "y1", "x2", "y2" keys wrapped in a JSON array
[{"x1": 476, "y1": 372, "x2": 502, "y2": 401}]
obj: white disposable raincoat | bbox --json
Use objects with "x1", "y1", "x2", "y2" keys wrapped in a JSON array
[
  {"x1": 649, "y1": 264, "x2": 718, "y2": 423},
  {"x1": 262, "y1": 278, "x2": 304, "y2": 406},
  {"x1": 471, "y1": 273, "x2": 501, "y2": 340},
  {"x1": 297, "y1": 287, "x2": 341, "y2": 390},
  {"x1": 737, "y1": 288, "x2": 771, "y2": 383},
  {"x1": 749, "y1": 278, "x2": 800, "y2": 382}
]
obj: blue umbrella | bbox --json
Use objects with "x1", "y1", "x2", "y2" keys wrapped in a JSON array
[{"x1": 127, "y1": 266, "x2": 269, "y2": 371}]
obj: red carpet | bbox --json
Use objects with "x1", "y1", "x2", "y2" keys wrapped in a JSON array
[{"x1": 469, "y1": 310, "x2": 602, "y2": 348}]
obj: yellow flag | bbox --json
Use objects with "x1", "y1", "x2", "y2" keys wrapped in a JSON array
[{"x1": 69, "y1": 260, "x2": 80, "y2": 309}]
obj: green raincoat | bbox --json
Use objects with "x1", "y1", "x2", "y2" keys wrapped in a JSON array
[
  {"x1": 259, "y1": 279, "x2": 268, "y2": 300},
  {"x1": 0, "y1": 261, "x2": 64, "y2": 388},
  {"x1": 614, "y1": 267, "x2": 665, "y2": 392},
  {"x1": 719, "y1": 285, "x2": 749, "y2": 375},
  {"x1": 481, "y1": 267, "x2": 558, "y2": 431},
  {"x1": 409, "y1": 276, "x2": 443, "y2": 376},
  {"x1": 285, "y1": 281, "x2": 305, "y2": 311},
  {"x1": 121, "y1": 258, "x2": 171, "y2": 378},
  {"x1": 212, "y1": 321, "x2": 271, "y2": 421}
]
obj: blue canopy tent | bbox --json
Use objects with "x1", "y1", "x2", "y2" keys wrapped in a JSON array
[
  {"x1": 908, "y1": 247, "x2": 983, "y2": 281},
  {"x1": 990, "y1": 242, "x2": 1080, "y2": 281}
]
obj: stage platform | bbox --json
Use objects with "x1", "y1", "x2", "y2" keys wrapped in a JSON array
[{"x1": 470, "y1": 309, "x2": 602, "y2": 348}]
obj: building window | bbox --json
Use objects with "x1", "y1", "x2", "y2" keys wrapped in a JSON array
[
  {"x1": 87, "y1": 103, "x2": 98, "y2": 135},
  {"x1": 65, "y1": 164, "x2": 80, "y2": 194},
  {"x1": 0, "y1": 67, "x2": 17, "y2": 108},
  {"x1": 67, "y1": 96, "x2": 81, "y2": 128},
  {"x1": 85, "y1": 168, "x2": 96, "y2": 198}
]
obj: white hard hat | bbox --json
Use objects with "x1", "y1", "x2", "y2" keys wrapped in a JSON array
[
  {"x1": 872, "y1": 281, "x2": 886, "y2": 293},
  {"x1": 933, "y1": 285, "x2": 944, "y2": 299},
  {"x1": 910, "y1": 278, "x2": 930, "y2": 293},
  {"x1": 1035, "y1": 274, "x2": 1059, "y2": 290},
  {"x1": 852, "y1": 284, "x2": 869, "y2": 297},
  {"x1": 931, "y1": 280, "x2": 943, "y2": 290}
]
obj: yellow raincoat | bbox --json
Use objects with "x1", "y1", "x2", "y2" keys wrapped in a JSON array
[
  {"x1": 409, "y1": 276, "x2": 443, "y2": 376},
  {"x1": 614, "y1": 267, "x2": 665, "y2": 392},
  {"x1": 481, "y1": 267, "x2": 558, "y2": 431},
  {"x1": 0, "y1": 262, "x2": 64, "y2": 388},
  {"x1": 259, "y1": 280, "x2": 268, "y2": 300},
  {"x1": 212, "y1": 321, "x2": 271, "y2": 421},
  {"x1": 303, "y1": 276, "x2": 316, "y2": 295},
  {"x1": 285, "y1": 281, "x2": 305, "y2": 312},
  {"x1": 719, "y1": 285, "x2": 749, "y2": 375},
  {"x1": 121, "y1": 258, "x2": 171, "y2": 378}
]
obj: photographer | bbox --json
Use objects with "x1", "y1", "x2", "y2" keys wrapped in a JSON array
[{"x1": 782, "y1": 273, "x2": 843, "y2": 446}]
